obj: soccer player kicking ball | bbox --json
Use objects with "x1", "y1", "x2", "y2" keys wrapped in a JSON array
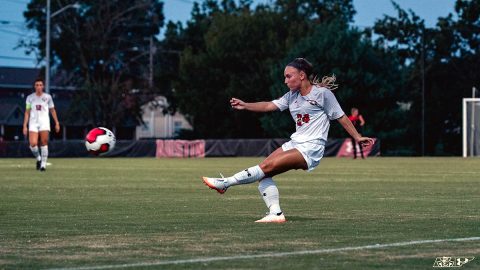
[
  {"x1": 23, "y1": 78, "x2": 60, "y2": 171},
  {"x1": 202, "y1": 58, "x2": 374, "y2": 223}
]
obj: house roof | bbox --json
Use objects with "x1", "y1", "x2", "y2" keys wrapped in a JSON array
[
  {"x1": 0, "y1": 67, "x2": 41, "y2": 89},
  {"x1": 0, "y1": 96, "x2": 80, "y2": 125},
  {"x1": 0, "y1": 98, "x2": 24, "y2": 125},
  {"x1": 0, "y1": 67, "x2": 77, "y2": 91}
]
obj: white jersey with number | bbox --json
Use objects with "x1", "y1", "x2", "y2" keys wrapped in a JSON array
[
  {"x1": 26, "y1": 93, "x2": 54, "y2": 131},
  {"x1": 272, "y1": 86, "x2": 345, "y2": 145}
]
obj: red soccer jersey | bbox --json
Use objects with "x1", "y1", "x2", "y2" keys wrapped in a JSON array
[{"x1": 349, "y1": 115, "x2": 361, "y2": 128}]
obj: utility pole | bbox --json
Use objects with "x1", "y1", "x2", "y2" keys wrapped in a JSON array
[
  {"x1": 149, "y1": 36, "x2": 154, "y2": 88},
  {"x1": 45, "y1": 2, "x2": 79, "y2": 93},
  {"x1": 45, "y1": 0, "x2": 51, "y2": 93},
  {"x1": 421, "y1": 28, "x2": 425, "y2": 156}
]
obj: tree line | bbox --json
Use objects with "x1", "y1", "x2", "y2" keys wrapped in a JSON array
[{"x1": 22, "y1": 0, "x2": 480, "y2": 155}]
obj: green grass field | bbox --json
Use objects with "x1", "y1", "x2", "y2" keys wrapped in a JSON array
[{"x1": 1, "y1": 157, "x2": 479, "y2": 269}]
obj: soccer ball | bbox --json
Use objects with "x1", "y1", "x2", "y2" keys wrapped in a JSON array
[{"x1": 85, "y1": 127, "x2": 116, "y2": 155}]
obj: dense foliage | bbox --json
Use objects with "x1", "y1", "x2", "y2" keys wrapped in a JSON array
[{"x1": 23, "y1": 0, "x2": 164, "y2": 127}]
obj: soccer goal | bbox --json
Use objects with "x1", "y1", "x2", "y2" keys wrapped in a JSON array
[{"x1": 462, "y1": 98, "x2": 480, "y2": 157}]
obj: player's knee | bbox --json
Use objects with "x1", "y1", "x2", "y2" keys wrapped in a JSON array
[{"x1": 260, "y1": 160, "x2": 276, "y2": 174}]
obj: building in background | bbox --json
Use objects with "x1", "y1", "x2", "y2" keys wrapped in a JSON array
[
  {"x1": 136, "y1": 96, "x2": 192, "y2": 139},
  {"x1": 0, "y1": 66, "x2": 87, "y2": 140},
  {"x1": 0, "y1": 67, "x2": 42, "y2": 140}
]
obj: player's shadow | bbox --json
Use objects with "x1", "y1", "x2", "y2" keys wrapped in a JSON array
[{"x1": 287, "y1": 216, "x2": 319, "y2": 222}]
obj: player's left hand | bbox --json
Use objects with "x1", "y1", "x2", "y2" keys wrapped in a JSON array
[
  {"x1": 357, "y1": 137, "x2": 374, "y2": 147},
  {"x1": 230, "y1": 98, "x2": 246, "y2": 110},
  {"x1": 55, "y1": 123, "x2": 60, "y2": 133}
]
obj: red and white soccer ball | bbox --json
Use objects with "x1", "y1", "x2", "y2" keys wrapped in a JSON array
[{"x1": 85, "y1": 127, "x2": 116, "y2": 155}]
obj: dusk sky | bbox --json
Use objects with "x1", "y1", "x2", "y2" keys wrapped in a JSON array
[{"x1": 0, "y1": 0, "x2": 455, "y2": 68}]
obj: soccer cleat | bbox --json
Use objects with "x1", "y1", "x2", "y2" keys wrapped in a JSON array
[
  {"x1": 255, "y1": 213, "x2": 287, "y2": 223},
  {"x1": 40, "y1": 167, "x2": 46, "y2": 172},
  {"x1": 36, "y1": 160, "x2": 41, "y2": 170},
  {"x1": 202, "y1": 176, "x2": 228, "y2": 194}
]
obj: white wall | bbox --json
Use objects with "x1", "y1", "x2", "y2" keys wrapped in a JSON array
[{"x1": 136, "y1": 96, "x2": 192, "y2": 139}]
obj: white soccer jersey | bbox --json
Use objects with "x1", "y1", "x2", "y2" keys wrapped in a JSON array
[
  {"x1": 26, "y1": 93, "x2": 54, "y2": 125},
  {"x1": 272, "y1": 86, "x2": 345, "y2": 144}
]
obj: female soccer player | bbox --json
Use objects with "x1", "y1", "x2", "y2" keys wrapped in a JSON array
[
  {"x1": 348, "y1": 107, "x2": 366, "y2": 159},
  {"x1": 22, "y1": 78, "x2": 60, "y2": 171},
  {"x1": 202, "y1": 58, "x2": 374, "y2": 223}
]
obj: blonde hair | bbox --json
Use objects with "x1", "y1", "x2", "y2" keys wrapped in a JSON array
[
  {"x1": 311, "y1": 74, "x2": 338, "y2": 90},
  {"x1": 287, "y1": 58, "x2": 339, "y2": 90}
]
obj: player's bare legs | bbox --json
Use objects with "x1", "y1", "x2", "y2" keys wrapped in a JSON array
[
  {"x1": 38, "y1": 131, "x2": 49, "y2": 171},
  {"x1": 259, "y1": 148, "x2": 307, "y2": 176},
  {"x1": 28, "y1": 131, "x2": 42, "y2": 170},
  {"x1": 39, "y1": 131, "x2": 49, "y2": 146},
  {"x1": 202, "y1": 147, "x2": 307, "y2": 223},
  {"x1": 203, "y1": 147, "x2": 306, "y2": 192},
  {"x1": 28, "y1": 131, "x2": 39, "y2": 147},
  {"x1": 255, "y1": 148, "x2": 306, "y2": 223}
]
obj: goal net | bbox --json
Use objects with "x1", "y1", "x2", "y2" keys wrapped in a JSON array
[{"x1": 463, "y1": 98, "x2": 480, "y2": 157}]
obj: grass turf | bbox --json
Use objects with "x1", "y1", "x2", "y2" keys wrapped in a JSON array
[{"x1": 0, "y1": 157, "x2": 479, "y2": 269}]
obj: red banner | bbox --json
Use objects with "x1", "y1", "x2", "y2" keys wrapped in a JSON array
[
  {"x1": 336, "y1": 138, "x2": 378, "y2": 158},
  {"x1": 156, "y1": 140, "x2": 205, "y2": 158}
]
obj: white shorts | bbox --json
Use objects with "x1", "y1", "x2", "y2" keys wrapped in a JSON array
[
  {"x1": 282, "y1": 140, "x2": 325, "y2": 171},
  {"x1": 29, "y1": 121, "x2": 50, "y2": 132}
]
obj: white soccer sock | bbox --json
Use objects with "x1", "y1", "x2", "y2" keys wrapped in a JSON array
[
  {"x1": 258, "y1": 178, "x2": 282, "y2": 215},
  {"x1": 225, "y1": 165, "x2": 265, "y2": 187},
  {"x1": 40, "y1": 145, "x2": 48, "y2": 168},
  {"x1": 30, "y1": 145, "x2": 41, "y2": 161}
]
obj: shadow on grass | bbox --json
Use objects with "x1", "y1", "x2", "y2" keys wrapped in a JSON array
[{"x1": 286, "y1": 216, "x2": 320, "y2": 222}]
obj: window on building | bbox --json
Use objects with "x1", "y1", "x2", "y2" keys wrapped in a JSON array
[{"x1": 174, "y1": 121, "x2": 182, "y2": 135}]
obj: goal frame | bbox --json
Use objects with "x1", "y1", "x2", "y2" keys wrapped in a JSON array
[{"x1": 462, "y1": 98, "x2": 480, "y2": 157}]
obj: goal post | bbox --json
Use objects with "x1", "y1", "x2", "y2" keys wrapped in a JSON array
[{"x1": 462, "y1": 97, "x2": 480, "y2": 157}]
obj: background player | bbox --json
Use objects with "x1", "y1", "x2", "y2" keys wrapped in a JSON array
[
  {"x1": 202, "y1": 58, "x2": 374, "y2": 223},
  {"x1": 22, "y1": 78, "x2": 60, "y2": 171},
  {"x1": 348, "y1": 107, "x2": 366, "y2": 159}
]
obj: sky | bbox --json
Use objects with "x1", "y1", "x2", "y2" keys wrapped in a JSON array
[{"x1": 0, "y1": 0, "x2": 455, "y2": 68}]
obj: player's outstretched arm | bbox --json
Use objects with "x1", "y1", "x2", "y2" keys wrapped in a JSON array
[
  {"x1": 230, "y1": 98, "x2": 278, "y2": 112},
  {"x1": 337, "y1": 115, "x2": 374, "y2": 147}
]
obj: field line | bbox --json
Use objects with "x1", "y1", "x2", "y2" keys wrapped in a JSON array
[{"x1": 46, "y1": 236, "x2": 480, "y2": 270}]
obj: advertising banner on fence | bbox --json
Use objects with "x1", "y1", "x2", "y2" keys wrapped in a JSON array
[
  {"x1": 156, "y1": 140, "x2": 205, "y2": 158},
  {"x1": 336, "y1": 138, "x2": 380, "y2": 158},
  {"x1": 0, "y1": 138, "x2": 379, "y2": 158}
]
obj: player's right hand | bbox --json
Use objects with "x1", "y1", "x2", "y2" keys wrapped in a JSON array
[
  {"x1": 22, "y1": 126, "x2": 27, "y2": 136},
  {"x1": 230, "y1": 98, "x2": 246, "y2": 110}
]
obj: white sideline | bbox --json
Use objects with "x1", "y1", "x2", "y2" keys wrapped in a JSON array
[{"x1": 47, "y1": 236, "x2": 480, "y2": 270}]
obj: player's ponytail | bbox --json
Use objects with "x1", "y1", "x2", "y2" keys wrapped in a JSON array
[
  {"x1": 314, "y1": 74, "x2": 338, "y2": 91},
  {"x1": 287, "y1": 58, "x2": 338, "y2": 90}
]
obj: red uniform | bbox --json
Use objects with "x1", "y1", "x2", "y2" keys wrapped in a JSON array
[
  {"x1": 348, "y1": 114, "x2": 364, "y2": 159},
  {"x1": 348, "y1": 115, "x2": 361, "y2": 129}
]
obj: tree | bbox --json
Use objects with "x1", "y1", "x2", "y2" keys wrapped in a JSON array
[
  {"x1": 22, "y1": 0, "x2": 164, "y2": 128},
  {"x1": 174, "y1": 5, "x2": 283, "y2": 138},
  {"x1": 273, "y1": 0, "x2": 355, "y2": 24},
  {"x1": 427, "y1": 0, "x2": 480, "y2": 154},
  {"x1": 373, "y1": 0, "x2": 480, "y2": 155},
  {"x1": 372, "y1": 1, "x2": 427, "y2": 155},
  {"x1": 262, "y1": 21, "x2": 408, "y2": 154},
  {"x1": 171, "y1": 0, "x2": 358, "y2": 138}
]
